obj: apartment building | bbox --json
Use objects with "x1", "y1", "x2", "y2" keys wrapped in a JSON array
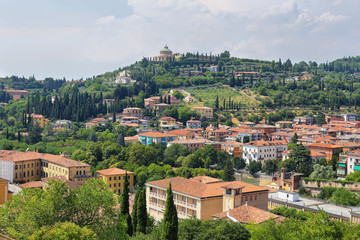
[
  {"x1": 242, "y1": 140, "x2": 288, "y2": 165},
  {"x1": 338, "y1": 149, "x2": 360, "y2": 176},
  {"x1": 167, "y1": 139, "x2": 212, "y2": 151},
  {"x1": 186, "y1": 119, "x2": 201, "y2": 129},
  {"x1": 191, "y1": 106, "x2": 213, "y2": 119},
  {"x1": 97, "y1": 168, "x2": 134, "y2": 194},
  {"x1": 221, "y1": 142, "x2": 243, "y2": 157},
  {"x1": 307, "y1": 143, "x2": 343, "y2": 162},
  {"x1": 146, "y1": 176, "x2": 269, "y2": 221},
  {"x1": 0, "y1": 151, "x2": 93, "y2": 185},
  {"x1": 138, "y1": 132, "x2": 178, "y2": 146},
  {"x1": 123, "y1": 107, "x2": 143, "y2": 118}
]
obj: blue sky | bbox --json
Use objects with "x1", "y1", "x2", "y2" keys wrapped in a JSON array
[{"x1": 0, "y1": 0, "x2": 359, "y2": 79}]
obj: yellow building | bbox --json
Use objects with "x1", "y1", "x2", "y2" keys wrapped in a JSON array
[
  {"x1": 146, "y1": 176, "x2": 269, "y2": 220},
  {"x1": 191, "y1": 106, "x2": 213, "y2": 119},
  {"x1": 0, "y1": 178, "x2": 12, "y2": 204},
  {"x1": 159, "y1": 117, "x2": 177, "y2": 129},
  {"x1": 27, "y1": 113, "x2": 50, "y2": 128},
  {"x1": 97, "y1": 168, "x2": 134, "y2": 194},
  {"x1": 0, "y1": 151, "x2": 93, "y2": 185}
]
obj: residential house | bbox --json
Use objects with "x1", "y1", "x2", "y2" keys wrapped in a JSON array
[
  {"x1": 186, "y1": 119, "x2": 201, "y2": 129},
  {"x1": 27, "y1": 113, "x2": 50, "y2": 128},
  {"x1": 167, "y1": 130, "x2": 194, "y2": 140},
  {"x1": 97, "y1": 168, "x2": 134, "y2": 194},
  {"x1": 167, "y1": 139, "x2": 212, "y2": 151},
  {"x1": 293, "y1": 116, "x2": 314, "y2": 125},
  {"x1": 144, "y1": 97, "x2": 160, "y2": 109},
  {"x1": 204, "y1": 128, "x2": 229, "y2": 142},
  {"x1": 4, "y1": 89, "x2": 29, "y2": 100},
  {"x1": 191, "y1": 106, "x2": 213, "y2": 119},
  {"x1": 275, "y1": 121, "x2": 293, "y2": 129},
  {"x1": 338, "y1": 150, "x2": 360, "y2": 176},
  {"x1": 154, "y1": 103, "x2": 171, "y2": 117},
  {"x1": 146, "y1": 176, "x2": 269, "y2": 220},
  {"x1": 221, "y1": 142, "x2": 243, "y2": 157},
  {"x1": 160, "y1": 117, "x2": 179, "y2": 129},
  {"x1": 236, "y1": 129, "x2": 264, "y2": 143},
  {"x1": 242, "y1": 140, "x2": 288, "y2": 165},
  {"x1": 138, "y1": 132, "x2": 178, "y2": 146},
  {"x1": 307, "y1": 143, "x2": 343, "y2": 162}
]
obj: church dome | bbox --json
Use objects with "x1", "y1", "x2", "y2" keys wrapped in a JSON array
[{"x1": 160, "y1": 44, "x2": 173, "y2": 56}]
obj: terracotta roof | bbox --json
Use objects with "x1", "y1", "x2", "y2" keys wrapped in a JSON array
[
  {"x1": 187, "y1": 119, "x2": 201, "y2": 123},
  {"x1": 212, "y1": 129, "x2": 229, "y2": 133},
  {"x1": 41, "y1": 176, "x2": 80, "y2": 189},
  {"x1": 97, "y1": 168, "x2": 133, "y2": 176},
  {"x1": 310, "y1": 151, "x2": 326, "y2": 157},
  {"x1": 167, "y1": 130, "x2": 191, "y2": 135},
  {"x1": 92, "y1": 117, "x2": 108, "y2": 122},
  {"x1": 146, "y1": 177, "x2": 268, "y2": 199},
  {"x1": 139, "y1": 132, "x2": 177, "y2": 138},
  {"x1": 244, "y1": 140, "x2": 287, "y2": 147},
  {"x1": 212, "y1": 205, "x2": 285, "y2": 224},
  {"x1": 20, "y1": 181, "x2": 43, "y2": 189},
  {"x1": 276, "y1": 121, "x2": 293, "y2": 124},
  {"x1": 0, "y1": 151, "x2": 90, "y2": 168},
  {"x1": 221, "y1": 141, "x2": 243, "y2": 146},
  {"x1": 334, "y1": 141, "x2": 360, "y2": 148},
  {"x1": 345, "y1": 149, "x2": 360, "y2": 156},
  {"x1": 221, "y1": 182, "x2": 244, "y2": 189},
  {"x1": 168, "y1": 139, "x2": 212, "y2": 144},
  {"x1": 189, "y1": 176, "x2": 222, "y2": 184},
  {"x1": 308, "y1": 143, "x2": 343, "y2": 148},
  {"x1": 254, "y1": 124, "x2": 279, "y2": 129},
  {"x1": 160, "y1": 117, "x2": 176, "y2": 121}
]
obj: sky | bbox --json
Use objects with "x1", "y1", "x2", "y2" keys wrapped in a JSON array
[{"x1": 0, "y1": 0, "x2": 359, "y2": 79}]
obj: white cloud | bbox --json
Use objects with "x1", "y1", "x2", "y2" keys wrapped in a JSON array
[{"x1": 0, "y1": 0, "x2": 359, "y2": 79}]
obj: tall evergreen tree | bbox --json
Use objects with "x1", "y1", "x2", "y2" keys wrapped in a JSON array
[
  {"x1": 117, "y1": 133, "x2": 125, "y2": 147},
  {"x1": 161, "y1": 182, "x2": 178, "y2": 240},
  {"x1": 120, "y1": 172, "x2": 132, "y2": 236},
  {"x1": 215, "y1": 96, "x2": 219, "y2": 110},
  {"x1": 132, "y1": 188, "x2": 140, "y2": 233},
  {"x1": 223, "y1": 160, "x2": 235, "y2": 181},
  {"x1": 137, "y1": 188, "x2": 147, "y2": 234}
]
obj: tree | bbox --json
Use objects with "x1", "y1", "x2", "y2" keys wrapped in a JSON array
[
  {"x1": 248, "y1": 161, "x2": 262, "y2": 176},
  {"x1": 172, "y1": 91, "x2": 184, "y2": 101},
  {"x1": 309, "y1": 164, "x2": 335, "y2": 179},
  {"x1": 120, "y1": 172, "x2": 132, "y2": 236},
  {"x1": 290, "y1": 132, "x2": 298, "y2": 144},
  {"x1": 117, "y1": 133, "x2": 125, "y2": 147},
  {"x1": 88, "y1": 132, "x2": 97, "y2": 142},
  {"x1": 243, "y1": 136, "x2": 250, "y2": 143},
  {"x1": 288, "y1": 144, "x2": 312, "y2": 176},
  {"x1": 319, "y1": 158, "x2": 327, "y2": 166},
  {"x1": 27, "y1": 121, "x2": 42, "y2": 144},
  {"x1": 233, "y1": 156, "x2": 246, "y2": 170},
  {"x1": 137, "y1": 188, "x2": 147, "y2": 234},
  {"x1": 263, "y1": 159, "x2": 279, "y2": 176},
  {"x1": 161, "y1": 182, "x2": 178, "y2": 240},
  {"x1": 132, "y1": 188, "x2": 140, "y2": 233},
  {"x1": 223, "y1": 160, "x2": 235, "y2": 181},
  {"x1": 314, "y1": 112, "x2": 326, "y2": 125},
  {"x1": 215, "y1": 96, "x2": 219, "y2": 110},
  {"x1": 345, "y1": 171, "x2": 360, "y2": 182},
  {"x1": 332, "y1": 188, "x2": 360, "y2": 206},
  {"x1": 29, "y1": 222, "x2": 97, "y2": 240}
]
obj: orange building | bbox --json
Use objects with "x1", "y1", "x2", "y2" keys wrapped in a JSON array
[
  {"x1": 308, "y1": 143, "x2": 343, "y2": 162},
  {"x1": 4, "y1": 89, "x2": 29, "y2": 100},
  {"x1": 0, "y1": 178, "x2": 12, "y2": 204},
  {"x1": 97, "y1": 168, "x2": 134, "y2": 194},
  {"x1": 146, "y1": 176, "x2": 269, "y2": 221},
  {"x1": 221, "y1": 142, "x2": 243, "y2": 157}
]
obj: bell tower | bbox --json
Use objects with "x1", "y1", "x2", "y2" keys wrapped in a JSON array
[{"x1": 222, "y1": 183, "x2": 244, "y2": 212}]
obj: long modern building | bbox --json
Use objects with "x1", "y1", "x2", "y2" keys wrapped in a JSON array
[
  {"x1": 0, "y1": 151, "x2": 93, "y2": 185},
  {"x1": 146, "y1": 176, "x2": 269, "y2": 220}
]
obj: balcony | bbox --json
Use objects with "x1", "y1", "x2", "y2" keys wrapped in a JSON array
[
  {"x1": 174, "y1": 199, "x2": 197, "y2": 209},
  {"x1": 149, "y1": 191, "x2": 166, "y2": 200}
]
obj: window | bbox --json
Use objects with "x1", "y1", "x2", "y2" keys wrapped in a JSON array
[
  {"x1": 31, "y1": 163, "x2": 33, "y2": 167},
  {"x1": 118, "y1": 189, "x2": 121, "y2": 194},
  {"x1": 23, "y1": 172, "x2": 26, "y2": 177},
  {"x1": 27, "y1": 171, "x2": 29, "y2": 177},
  {"x1": 15, "y1": 173, "x2": 17, "y2": 178},
  {"x1": 19, "y1": 165, "x2": 21, "y2": 169},
  {"x1": 128, "y1": 175, "x2": 130, "y2": 179},
  {"x1": 113, "y1": 183, "x2": 116, "y2": 187},
  {"x1": 15, "y1": 165, "x2": 18, "y2": 170},
  {"x1": 31, "y1": 170, "x2": 33, "y2": 176},
  {"x1": 76, "y1": 171, "x2": 78, "y2": 175},
  {"x1": 114, "y1": 177, "x2": 116, "y2": 181},
  {"x1": 109, "y1": 177, "x2": 112, "y2": 181},
  {"x1": 24, "y1": 164, "x2": 26, "y2": 169},
  {"x1": 123, "y1": 176, "x2": 126, "y2": 180},
  {"x1": 28, "y1": 164, "x2": 30, "y2": 168},
  {"x1": 37, "y1": 170, "x2": 39, "y2": 175},
  {"x1": 109, "y1": 184, "x2": 111, "y2": 188}
]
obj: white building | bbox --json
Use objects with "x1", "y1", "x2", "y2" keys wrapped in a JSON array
[
  {"x1": 242, "y1": 140, "x2": 288, "y2": 165},
  {"x1": 343, "y1": 113, "x2": 358, "y2": 122},
  {"x1": 186, "y1": 119, "x2": 201, "y2": 129}
]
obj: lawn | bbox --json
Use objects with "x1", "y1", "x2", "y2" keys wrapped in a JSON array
[{"x1": 187, "y1": 85, "x2": 260, "y2": 107}]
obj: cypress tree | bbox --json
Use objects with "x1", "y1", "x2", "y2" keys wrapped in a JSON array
[
  {"x1": 120, "y1": 172, "x2": 133, "y2": 236},
  {"x1": 137, "y1": 188, "x2": 147, "y2": 234},
  {"x1": 223, "y1": 160, "x2": 235, "y2": 181},
  {"x1": 161, "y1": 182, "x2": 178, "y2": 240},
  {"x1": 117, "y1": 133, "x2": 125, "y2": 147},
  {"x1": 215, "y1": 96, "x2": 219, "y2": 110},
  {"x1": 132, "y1": 188, "x2": 140, "y2": 233}
]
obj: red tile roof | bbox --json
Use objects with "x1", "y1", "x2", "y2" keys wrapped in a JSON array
[
  {"x1": 139, "y1": 132, "x2": 177, "y2": 138},
  {"x1": 97, "y1": 168, "x2": 133, "y2": 176},
  {"x1": 20, "y1": 181, "x2": 43, "y2": 189},
  {"x1": 244, "y1": 140, "x2": 287, "y2": 147},
  {"x1": 146, "y1": 177, "x2": 268, "y2": 199},
  {"x1": 212, "y1": 205, "x2": 285, "y2": 224},
  {"x1": 0, "y1": 151, "x2": 90, "y2": 168},
  {"x1": 167, "y1": 130, "x2": 191, "y2": 135},
  {"x1": 308, "y1": 143, "x2": 343, "y2": 148}
]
